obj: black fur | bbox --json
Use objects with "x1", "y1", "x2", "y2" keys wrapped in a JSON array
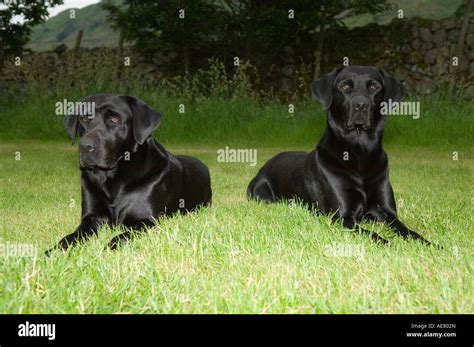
[
  {"x1": 46, "y1": 94, "x2": 212, "y2": 253},
  {"x1": 248, "y1": 66, "x2": 433, "y2": 246}
]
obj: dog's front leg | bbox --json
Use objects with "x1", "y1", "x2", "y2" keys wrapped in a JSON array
[
  {"x1": 365, "y1": 207, "x2": 434, "y2": 246},
  {"x1": 107, "y1": 229, "x2": 141, "y2": 250},
  {"x1": 340, "y1": 215, "x2": 389, "y2": 244},
  {"x1": 45, "y1": 216, "x2": 106, "y2": 255},
  {"x1": 107, "y1": 220, "x2": 155, "y2": 250}
]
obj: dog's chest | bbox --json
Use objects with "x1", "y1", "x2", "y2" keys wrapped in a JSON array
[
  {"x1": 107, "y1": 178, "x2": 176, "y2": 225},
  {"x1": 107, "y1": 183, "x2": 159, "y2": 225}
]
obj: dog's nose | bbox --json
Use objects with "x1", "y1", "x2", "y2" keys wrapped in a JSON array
[
  {"x1": 354, "y1": 101, "x2": 369, "y2": 112},
  {"x1": 354, "y1": 117, "x2": 365, "y2": 125},
  {"x1": 80, "y1": 139, "x2": 96, "y2": 153}
]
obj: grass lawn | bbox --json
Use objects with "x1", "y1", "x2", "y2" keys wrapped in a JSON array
[
  {"x1": 0, "y1": 139, "x2": 472, "y2": 313},
  {"x1": 0, "y1": 94, "x2": 472, "y2": 313}
]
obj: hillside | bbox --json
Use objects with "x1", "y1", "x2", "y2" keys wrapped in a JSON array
[
  {"x1": 343, "y1": 0, "x2": 464, "y2": 27},
  {"x1": 27, "y1": 1, "x2": 120, "y2": 51}
]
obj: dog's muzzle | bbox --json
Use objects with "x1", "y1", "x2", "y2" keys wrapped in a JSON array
[
  {"x1": 346, "y1": 97, "x2": 371, "y2": 132},
  {"x1": 79, "y1": 136, "x2": 120, "y2": 170}
]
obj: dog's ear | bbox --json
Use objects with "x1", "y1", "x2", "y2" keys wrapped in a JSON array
[
  {"x1": 63, "y1": 94, "x2": 97, "y2": 144},
  {"x1": 126, "y1": 96, "x2": 163, "y2": 145},
  {"x1": 64, "y1": 113, "x2": 78, "y2": 144},
  {"x1": 378, "y1": 69, "x2": 405, "y2": 103},
  {"x1": 63, "y1": 95, "x2": 99, "y2": 144},
  {"x1": 311, "y1": 67, "x2": 343, "y2": 109}
]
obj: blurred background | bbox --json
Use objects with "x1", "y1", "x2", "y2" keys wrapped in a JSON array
[
  {"x1": 1, "y1": 0, "x2": 472, "y2": 100},
  {"x1": 0, "y1": 0, "x2": 472, "y2": 146}
]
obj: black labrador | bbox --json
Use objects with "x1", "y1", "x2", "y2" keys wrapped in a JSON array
[
  {"x1": 46, "y1": 94, "x2": 212, "y2": 254},
  {"x1": 247, "y1": 66, "x2": 433, "y2": 246}
]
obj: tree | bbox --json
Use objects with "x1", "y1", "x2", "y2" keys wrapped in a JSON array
[
  {"x1": 102, "y1": 0, "x2": 391, "y2": 80},
  {"x1": 278, "y1": 0, "x2": 392, "y2": 79},
  {"x1": 217, "y1": 0, "x2": 392, "y2": 78},
  {"x1": 0, "y1": 0, "x2": 63, "y2": 69},
  {"x1": 102, "y1": 0, "x2": 229, "y2": 74},
  {"x1": 455, "y1": 0, "x2": 474, "y2": 60}
]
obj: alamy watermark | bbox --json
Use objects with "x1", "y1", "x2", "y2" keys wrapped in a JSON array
[
  {"x1": 217, "y1": 146, "x2": 257, "y2": 167},
  {"x1": 324, "y1": 242, "x2": 365, "y2": 259},
  {"x1": 18, "y1": 321, "x2": 55, "y2": 341},
  {"x1": 0, "y1": 241, "x2": 37, "y2": 258},
  {"x1": 55, "y1": 99, "x2": 95, "y2": 119},
  {"x1": 380, "y1": 99, "x2": 420, "y2": 119}
]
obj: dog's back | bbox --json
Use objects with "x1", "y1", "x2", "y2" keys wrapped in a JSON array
[
  {"x1": 176, "y1": 155, "x2": 212, "y2": 209},
  {"x1": 247, "y1": 151, "x2": 308, "y2": 203}
]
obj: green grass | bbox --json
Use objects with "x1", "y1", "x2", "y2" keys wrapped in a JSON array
[
  {"x1": 0, "y1": 96, "x2": 472, "y2": 313},
  {"x1": 1, "y1": 92, "x2": 472, "y2": 149}
]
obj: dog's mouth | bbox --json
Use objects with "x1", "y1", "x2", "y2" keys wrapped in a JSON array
[
  {"x1": 80, "y1": 153, "x2": 125, "y2": 171},
  {"x1": 346, "y1": 114, "x2": 371, "y2": 135},
  {"x1": 81, "y1": 163, "x2": 118, "y2": 171},
  {"x1": 346, "y1": 124, "x2": 369, "y2": 135},
  {"x1": 80, "y1": 158, "x2": 122, "y2": 171}
]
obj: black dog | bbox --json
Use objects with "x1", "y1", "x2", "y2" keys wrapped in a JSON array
[
  {"x1": 248, "y1": 66, "x2": 432, "y2": 245},
  {"x1": 46, "y1": 94, "x2": 211, "y2": 253}
]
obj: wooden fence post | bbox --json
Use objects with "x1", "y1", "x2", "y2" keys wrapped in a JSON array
[
  {"x1": 118, "y1": 26, "x2": 125, "y2": 57},
  {"x1": 116, "y1": 27, "x2": 125, "y2": 79},
  {"x1": 0, "y1": 35, "x2": 4, "y2": 70},
  {"x1": 75, "y1": 30, "x2": 83, "y2": 57},
  {"x1": 455, "y1": 0, "x2": 474, "y2": 59}
]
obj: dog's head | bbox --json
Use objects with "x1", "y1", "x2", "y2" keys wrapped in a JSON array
[
  {"x1": 64, "y1": 94, "x2": 162, "y2": 170},
  {"x1": 311, "y1": 66, "x2": 404, "y2": 136}
]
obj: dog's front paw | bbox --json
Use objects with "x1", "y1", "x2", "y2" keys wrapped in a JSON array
[
  {"x1": 107, "y1": 233, "x2": 131, "y2": 250},
  {"x1": 107, "y1": 237, "x2": 120, "y2": 250},
  {"x1": 371, "y1": 233, "x2": 390, "y2": 245},
  {"x1": 44, "y1": 240, "x2": 70, "y2": 256}
]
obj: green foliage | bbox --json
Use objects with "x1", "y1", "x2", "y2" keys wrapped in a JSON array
[
  {"x1": 0, "y1": 0, "x2": 63, "y2": 52},
  {"x1": 167, "y1": 58, "x2": 260, "y2": 101},
  {"x1": 101, "y1": 0, "x2": 392, "y2": 74},
  {"x1": 102, "y1": 0, "x2": 229, "y2": 73},
  {"x1": 0, "y1": 74, "x2": 472, "y2": 151},
  {"x1": 28, "y1": 0, "x2": 464, "y2": 50},
  {"x1": 454, "y1": 0, "x2": 474, "y2": 19},
  {"x1": 0, "y1": 49, "x2": 264, "y2": 102}
]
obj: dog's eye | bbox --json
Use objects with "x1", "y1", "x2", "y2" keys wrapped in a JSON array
[
  {"x1": 368, "y1": 83, "x2": 380, "y2": 92},
  {"x1": 340, "y1": 83, "x2": 351, "y2": 92},
  {"x1": 79, "y1": 116, "x2": 90, "y2": 123},
  {"x1": 109, "y1": 115, "x2": 121, "y2": 124}
]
